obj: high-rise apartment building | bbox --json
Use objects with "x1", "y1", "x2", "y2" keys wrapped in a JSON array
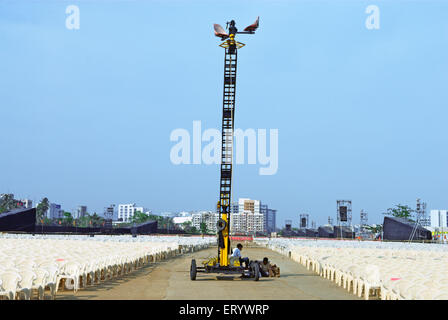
[
  {"x1": 231, "y1": 198, "x2": 265, "y2": 234},
  {"x1": 431, "y1": 210, "x2": 448, "y2": 228},
  {"x1": 230, "y1": 198, "x2": 276, "y2": 234},
  {"x1": 48, "y1": 203, "x2": 63, "y2": 219},
  {"x1": 191, "y1": 211, "x2": 218, "y2": 233},
  {"x1": 76, "y1": 205, "x2": 87, "y2": 219},
  {"x1": 266, "y1": 208, "x2": 277, "y2": 233},
  {"x1": 118, "y1": 204, "x2": 147, "y2": 222}
]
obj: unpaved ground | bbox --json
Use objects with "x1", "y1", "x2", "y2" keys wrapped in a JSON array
[{"x1": 56, "y1": 246, "x2": 359, "y2": 300}]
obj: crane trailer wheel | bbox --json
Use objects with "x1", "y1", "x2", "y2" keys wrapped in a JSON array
[{"x1": 190, "y1": 259, "x2": 197, "y2": 280}]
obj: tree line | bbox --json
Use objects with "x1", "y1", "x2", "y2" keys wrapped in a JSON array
[{"x1": 34, "y1": 197, "x2": 107, "y2": 227}]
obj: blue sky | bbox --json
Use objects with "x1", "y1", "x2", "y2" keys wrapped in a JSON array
[{"x1": 1, "y1": 0, "x2": 447, "y2": 227}]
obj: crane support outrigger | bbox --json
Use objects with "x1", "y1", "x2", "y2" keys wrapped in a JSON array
[{"x1": 190, "y1": 17, "x2": 260, "y2": 281}]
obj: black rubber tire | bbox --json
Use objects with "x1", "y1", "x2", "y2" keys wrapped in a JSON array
[
  {"x1": 216, "y1": 219, "x2": 227, "y2": 232},
  {"x1": 190, "y1": 259, "x2": 197, "y2": 280},
  {"x1": 253, "y1": 262, "x2": 260, "y2": 281}
]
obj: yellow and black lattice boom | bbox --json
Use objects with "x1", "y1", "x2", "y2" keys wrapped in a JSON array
[{"x1": 214, "y1": 18, "x2": 258, "y2": 267}]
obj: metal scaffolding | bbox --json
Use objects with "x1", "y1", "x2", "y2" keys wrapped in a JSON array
[
  {"x1": 336, "y1": 200, "x2": 352, "y2": 226},
  {"x1": 299, "y1": 213, "x2": 309, "y2": 229}
]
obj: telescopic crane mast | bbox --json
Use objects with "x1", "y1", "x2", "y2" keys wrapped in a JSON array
[{"x1": 214, "y1": 17, "x2": 259, "y2": 267}]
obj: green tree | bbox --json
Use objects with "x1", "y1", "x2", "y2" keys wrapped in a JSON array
[
  {"x1": 0, "y1": 194, "x2": 18, "y2": 213},
  {"x1": 383, "y1": 204, "x2": 414, "y2": 220},
  {"x1": 181, "y1": 221, "x2": 195, "y2": 233},
  {"x1": 62, "y1": 211, "x2": 73, "y2": 226},
  {"x1": 76, "y1": 214, "x2": 91, "y2": 228},
  {"x1": 200, "y1": 222, "x2": 208, "y2": 235},
  {"x1": 189, "y1": 226, "x2": 198, "y2": 234},
  {"x1": 89, "y1": 212, "x2": 104, "y2": 226},
  {"x1": 131, "y1": 211, "x2": 151, "y2": 224},
  {"x1": 364, "y1": 224, "x2": 383, "y2": 234},
  {"x1": 36, "y1": 197, "x2": 50, "y2": 224},
  {"x1": 182, "y1": 221, "x2": 192, "y2": 229},
  {"x1": 42, "y1": 217, "x2": 52, "y2": 225}
]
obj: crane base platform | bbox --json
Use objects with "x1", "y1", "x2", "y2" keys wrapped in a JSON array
[{"x1": 190, "y1": 259, "x2": 260, "y2": 281}]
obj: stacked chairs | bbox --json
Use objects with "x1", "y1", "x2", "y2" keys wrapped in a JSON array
[
  {"x1": 0, "y1": 234, "x2": 215, "y2": 299},
  {"x1": 254, "y1": 237, "x2": 448, "y2": 300}
]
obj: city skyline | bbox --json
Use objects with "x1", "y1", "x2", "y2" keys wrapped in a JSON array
[{"x1": 0, "y1": 190, "x2": 427, "y2": 228}]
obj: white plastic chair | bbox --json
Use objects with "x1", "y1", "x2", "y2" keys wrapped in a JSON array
[
  {"x1": 0, "y1": 271, "x2": 22, "y2": 300},
  {"x1": 32, "y1": 268, "x2": 50, "y2": 300},
  {"x1": 56, "y1": 262, "x2": 81, "y2": 293},
  {"x1": 357, "y1": 265, "x2": 381, "y2": 300},
  {"x1": 17, "y1": 270, "x2": 37, "y2": 300},
  {"x1": 39, "y1": 262, "x2": 59, "y2": 299}
]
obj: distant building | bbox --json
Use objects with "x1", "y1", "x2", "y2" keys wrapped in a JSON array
[
  {"x1": 104, "y1": 204, "x2": 115, "y2": 220},
  {"x1": 76, "y1": 205, "x2": 87, "y2": 219},
  {"x1": 118, "y1": 203, "x2": 147, "y2": 222},
  {"x1": 135, "y1": 207, "x2": 146, "y2": 214},
  {"x1": 21, "y1": 199, "x2": 33, "y2": 209},
  {"x1": 431, "y1": 210, "x2": 448, "y2": 228},
  {"x1": 173, "y1": 216, "x2": 193, "y2": 227},
  {"x1": 160, "y1": 212, "x2": 177, "y2": 218},
  {"x1": 232, "y1": 203, "x2": 239, "y2": 215},
  {"x1": 260, "y1": 204, "x2": 268, "y2": 231},
  {"x1": 284, "y1": 220, "x2": 292, "y2": 232},
  {"x1": 48, "y1": 203, "x2": 63, "y2": 219},
  {"x1": 191, "y1": 211, "x2": 218, "y2": 233},
  {"x1": 231, "y1": 198, "x2": 264, "y2": 234},
  {"x1": 266, "y1": 208, "x2": 277, "y2": 233},
  {"x1": 232, "y1": 210, "x2": 264, "y2": 234},
  {"x1": 230, "y1": 198, "x2": 275, "y2": 234},
  {"x1": 177, "y1": 211, "x2": 191, "y2": 217}
]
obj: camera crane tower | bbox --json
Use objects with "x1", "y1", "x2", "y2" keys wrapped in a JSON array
[{"x1": 190, "y1": 17, "x2": 260, "y2": 280}]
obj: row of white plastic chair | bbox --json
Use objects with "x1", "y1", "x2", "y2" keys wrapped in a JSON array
[
  {"x1": 0, "y1": 233, "x2": 216, "y2": 246},
  {"x1": 255, "y1": 238, "x2": 448, "y2": 300},
  {"x1": 254, "y1": 237, "x2": 448, "y2": 252},
  {"x1": 0, "y1": 234, "x2": 215, "y2": 300}
]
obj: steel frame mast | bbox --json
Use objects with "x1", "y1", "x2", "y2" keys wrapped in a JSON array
[{"x1": 215, "y1": 19, "x2": 257, "y2": 267}]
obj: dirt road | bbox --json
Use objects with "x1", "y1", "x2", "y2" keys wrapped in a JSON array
[{"x1": 57, "y1": 246, "x2": 359, "y2": 300}]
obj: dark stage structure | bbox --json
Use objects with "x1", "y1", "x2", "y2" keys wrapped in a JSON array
[
  {"x1": 0, "y1": 207, "x2": 36, "y2": 232},
  {"x1": 383, "y1": 216, "x2": 432, "y2": 241},
  {"x1": 318, "y1": 225, "x2": 334, "y2": 238},
  {"x1": 0, "y1": 207, "x2": 159, "y2": 235}
]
